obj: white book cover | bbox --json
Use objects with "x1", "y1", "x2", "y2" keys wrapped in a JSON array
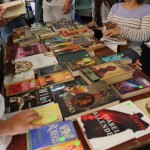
[
  {"x1": 15, "y1": 52, "x2": 58, "y2": 74},
  {"x1": 77, "y1": 100, "x2": 150, "y2": 150}
]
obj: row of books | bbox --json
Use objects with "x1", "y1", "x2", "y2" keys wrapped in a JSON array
[{"x1": 3, "y1": 19, "x2": 150, "y2": 150}]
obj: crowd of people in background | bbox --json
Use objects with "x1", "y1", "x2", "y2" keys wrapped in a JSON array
[{"x1": 0, "y1": 0, "x2": 150, "y2": 149}]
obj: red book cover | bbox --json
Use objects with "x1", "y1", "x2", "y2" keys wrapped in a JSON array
[{"x1": 6, "y1": 79, "x2": 40, "y2": 96}]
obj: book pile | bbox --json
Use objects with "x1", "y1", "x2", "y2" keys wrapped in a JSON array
[{"x1": 3, "y1": 19, "x2": 150, "y2": 150}]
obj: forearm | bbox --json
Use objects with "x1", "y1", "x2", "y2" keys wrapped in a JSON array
[{"x1": 0, "y1": 120, "x2": 11, "y2": 136}]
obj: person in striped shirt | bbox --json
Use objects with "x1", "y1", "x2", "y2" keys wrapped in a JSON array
[{"x1": 104, "y1": 0, "x2": 150, "y2": 62}]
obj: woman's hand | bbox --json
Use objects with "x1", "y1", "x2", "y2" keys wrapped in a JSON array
[
  {"x1": 133, "y1": 59, "x2": 142, "y2": 71},
  {"x1": 103, "y1": 27, "x2": 121, "y2": 37},
  {"x1": 63, "y1": 0, "x2": 72, "y2": 14}
]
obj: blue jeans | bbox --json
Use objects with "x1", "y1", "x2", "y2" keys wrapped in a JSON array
[
  {"x1": 0, "y1": 18, "x2": 27, "y2": 43},
  {"x1": 118, "y1": 48, "x2": 140, "y2": 63},
  {"x1": 34, "y1": 0, "x2": 43, "y2": 23}
]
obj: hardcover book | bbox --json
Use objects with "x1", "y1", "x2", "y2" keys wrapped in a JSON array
[
  {"x1": 27, "y1": 120, "x2": 78, "y2": 150},
  {"x1": 2, "y1": 1, "x2": 26, "y2": 19},
  {"x1": 32, "y1": 103, "x2": 63, "y2": 125},
  {"x1": 6, "y1": 79, "x2": 40, "y2": 96},
  {"x1": 36, "y1": 64, "x2": 67, "y2": 77},
  {"x1": 5, "y1": 87, "x2": 54, "y2": 118},
  {"x1": 134, "y1": 97, "x2": 150, "y2": 119},
  {"x1": 101, "y1": 53, "x2": 132, "y2": 64},
  {"x1": 111, "y1": 77, "x2": 150, "y2": 99},
  {"x1": 15, "y1": 43, "x2": 48, "y2": 59},
  {"x1": 38, "y1": 70, "x2": 74, "y2": 87},
  {"x1": 80, "y1": 60, "x2": 134, "y2": 85},
  {"x1": 15, "y1": 52, "x2": 58, "y2": 74},
  {"x1": 50, "y1": 79, "x2": 119, "y2": 121},
  {"x1": 40, "y1": 139, "x2": 84, "y2": 150},
  {"x1": 4, "y1": 70, "x2": 35, "y2": 87},
  {"x1": 57, "y1": 49, "x2": 91, "y2": 64},
  {"x1": 77, "y1": 100, "x2": 150, "y2": 150}
]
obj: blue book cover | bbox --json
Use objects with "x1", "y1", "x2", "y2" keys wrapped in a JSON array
[
  {"x1": 101, "y1": 53, "x2": 131, "y2": 63},
  {"x1": 28, "y1": 120, "x2": 78, "y2": 150}
]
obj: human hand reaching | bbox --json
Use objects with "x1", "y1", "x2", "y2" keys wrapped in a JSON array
[
  {"x1": 133, "y1": 59, "x2": 142, "y2": 71},
  {"x1": 63, "y1": 0, "x2": 72, "y2": 14},
  {"x1": 103, "y1": 27, "x2": 121, "y2": 37},
  {"x1": 6, "y1": 109, "x2": 42, "y2": 135}
]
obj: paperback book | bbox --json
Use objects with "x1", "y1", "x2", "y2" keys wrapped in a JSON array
[
  {"x1": 80, "y1": 60, "x2": 134, "y2": 85},
  {"x1": 134, "y1": 97, "x2": 150, "y2": 119},
  {"x1": 72, "y1": 37, "x2": 95, "y2": 45},
  {"x1": 5, "y1": 87, "x2": 54, "y2": 118},
  {"x1": 101, "y1": 53, "x2": 132, "y2": 64},
  {"x1": 27, "y1": 120, "x2": 78, "y2": 150},
  {"x1": 38, "y1": 70, "x2": 74, "y2": 87},
  {"x1": 15, "y1": 43, "x2": 48, "y2": 59},
  {"x1": 15, "y1": 52, "x2": 58, "y2": 74},
  {"x1": 77, "y1": 100, "x2": 150, "y2": 150},
  {"x1": 111, "y1": 77, "x2": 150, "y2": 99},
  {"x1": 32, "y1": 103, "x2": 63, "y2": 125},
  {"x1": 36, "y1": 64, "x2": 67, "y2": 77},
  {"x1": 40, "y1": 32, "x2": 59, "y2": 40},
  {"x1": 6, "y1": 79, "x2": 40, "y2": 96},
  {"x1": 50, "y1": 79, "x2": 119, "y2": 121}
]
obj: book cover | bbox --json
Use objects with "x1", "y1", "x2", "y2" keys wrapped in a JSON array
[
  {"x1": 134, "y1": 97, "x2": 150, "y2": 119},
  {"x1": 77, "y1": 100, "x2": 150, "y2": 150},
  {"x1": 38, "y1": 70, "x2": 74, "y2": 87},
  {"x1": 6, "y1": 79, "x2": 40, "y2": 96},
  {"x1": 111, "y1": 77, "x2": 150, "y2": 99},
  {"x1": 57, "y1": 49, "x2": 91, "y2": 64},
  {"x1": 5, "y1": 87, "x2": 54, "y2": 115},
  {"x1": 40, "y1": 139, "x2": 84, "y2": 150},
  {"x1": 72, "y1": 37, "x2": 95, "y2": 45},
  {"x1": 101, "y1": 53, "x2": 132, "y2": 64},
  {"x1": 15, "y1": 43, "x2": 48, "y2": 59},
  {"x1": 32, "y1": 103, "x2": 63, "y2": 125},
  {"x1": 2, "y1": 1, "x2": 26, "y2": 19},
  {"x1": 36, "y1": 64, "x2": 67, "y2": 77},
  {"x1": 50, "y1": 79, "x2": 119, "y2": 121},
  {"x1": 31, "y1": 27, "x2": 54, "y2": 36},
  {"x1": 43, "y1": 36, "x2": 69, "y2": 46},
  {"x1": 80, "y1": 60, "x2": 134, "y2": 85},
  {"x1": 4, "y1": 70, "x2": 35, "y2": 87},
  {"x1": 54, "y1": 45, "x2": 82, "y2": 56},
  {"x1": 40, "y1": 32, "x2": 59, "y2": 40},
  {"x1": 28, "y1": 120, "x2": 78, "y2": 150},
  {"x1": 15, "y1": 52, "x2": 58, "y2": 74}
]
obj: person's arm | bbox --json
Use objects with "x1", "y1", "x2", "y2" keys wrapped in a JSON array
[
  {"x1": 63, "y1": 0, "x2": 72, "y2": 14},
  {"x1": 0, "y1": 109, "x2": 42, "y2": 136},
  {"x1": 0, "y1": 4, "x2": 7, "y2": 27}
]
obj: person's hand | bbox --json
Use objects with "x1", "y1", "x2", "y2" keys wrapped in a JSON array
[
  {"x1": 133, "y1": 59, "x2": 142, "y2": 71},
  {"x1": 6, "y1": 109, "x2": 42, "y2": 135},
  {"x1": 104, "y1": 22, "x2": 117, "y2": 30},
  {"x1": 103, "y1": 27, "x2": 121, "y2": 37},
  {"x1": 0, "y1": 5, "x2": 6, "y2": 18},
  {"x1": 63, "y1": 0, "x2": 72, "y2": 14}
]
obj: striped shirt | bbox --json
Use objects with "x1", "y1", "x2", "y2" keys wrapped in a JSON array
[{"x1": 107, "y1": 3, "x2": 150, "y2": 55}]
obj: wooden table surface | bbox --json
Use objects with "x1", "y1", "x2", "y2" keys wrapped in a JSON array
[{"x1": 6, "y1": 46, "x2": 150, "y2": 150}]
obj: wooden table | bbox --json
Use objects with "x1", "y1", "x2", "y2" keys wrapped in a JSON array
[{"x1": 6, "y1": 46, "x2": 150, "y2": 150}]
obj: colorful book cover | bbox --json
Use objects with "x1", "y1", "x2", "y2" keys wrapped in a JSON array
[
  {"x1": 101, "y1": 53, "x2": 131, "y2": 64},
  {"x1": 112, "y1": 77, "x2": 150, "y2": 95},
  {"x1": 15, "y1": 43, "x2": 48, "y2": 59},
  {"x1": 6, "y1": 79, "x2": 40, "y2": 96},
  {"x1": 72, "y1": 37, "x2": 95, "y2": 45},
  {"x1": 31, "y1": 27, "x2": 54, "y2": 36},
  {"x1": 50, "y1": 79, "x2": 119, "y2": 121},
  {"x1": 32, "y1": 103, "x2": 63, "y2": 125},
  {"x1": 40, "y1": 32, "x2": 59, "y2": 40},
  {"x1": 80, "y1": 61, "x2": 134, "y2": 83},
  {"x1": 77, "y1": 101, "x2": 150, "y2": 150},
  {"x1": 15, "y1": 52, "x2": 58, "y2": 74},
  {"x1": 134, "y1": 97, "x2": 150, "y2": 119},
  {"x1": 43, "y1": 36, "x2": 69, "y2": 46},
  {"x1": 28, "y1": 120, "x2": 78, "y2": 150},
  {"x1": 38, "y1": 71, "x2": 74, "y2": 87},
  {"x1": 36, "y1": 64, "x2": 67, "y2": 77},
  {"x1": 5, "y1": 87, "x2": 54, "y2": 114},
  {"x1": 57, "y1": 49, "x2": 91, "y2": 64},
  {"x1": 41, "y1": 139, "x2": 84, "y2": 150},
  {"x1": 4, "y1": 70, "x2": 35, "y2": 87}
]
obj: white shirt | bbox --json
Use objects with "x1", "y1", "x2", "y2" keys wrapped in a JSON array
[
  {"x1": 0, "y1": 94, "x2": 12, "y2": 150},
  {"x1": 44, "y1": 0, "x2": 66, "y2": 6}
]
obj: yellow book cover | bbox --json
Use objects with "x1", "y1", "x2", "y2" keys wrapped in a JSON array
[{"x1": 33, "y1": 103, "x2": 63, "y2": 125}]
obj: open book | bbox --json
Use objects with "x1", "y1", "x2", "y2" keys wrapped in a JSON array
[{"x1": 101, "y1": 36, "x2": 127, "y2": 45}]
